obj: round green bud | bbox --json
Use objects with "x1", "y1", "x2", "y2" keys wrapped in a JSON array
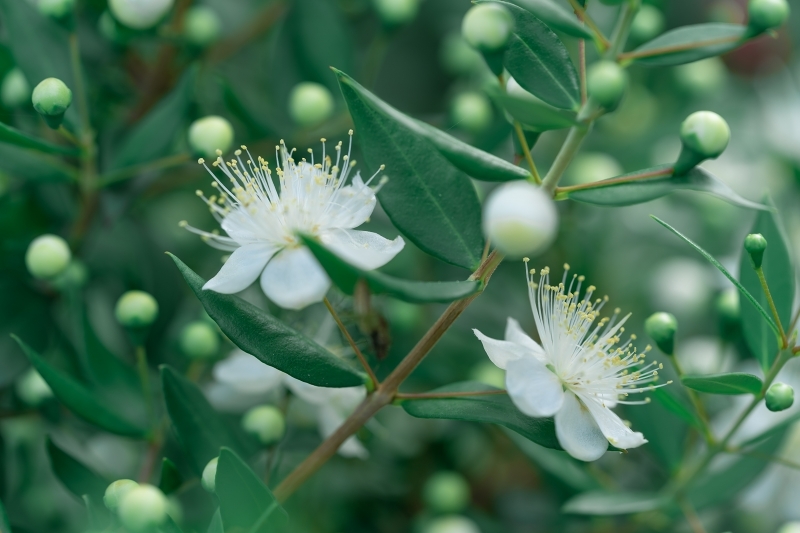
[
  {"x1": 679, "y1": 111, "x2": 730, "y2": 158},
  {"x1": 201, "y1": 457, "x2": 218, "y2": 493},
  {"x1": 630, "y1": 5, "x2": 665, "y2": 42},
  {"x1": 32, "y1": 77, "x2": 72, "y2": 120},
  {"x1": 38, "y1": 0, "x2": 75, "y2": 19},
  {"x1": 644, "y1": 312, "x2": 678, "y2": 355},
  {"x1": 288, "y1": 82, "x2": 334, "y2": 127},
  {"x1": 765, "y1": 382, "x2": 794, "y2": 412},
  {"x1": 440, "y1": 33, "x2": 483, "y2": 76},
  {"x1": 15, "y1": 368, "x2": 53, "y2": 406},
  {"x1": 25, "y1": 234, "x2": 71, "y2": 279},
  {"x1": 716, "y1": 288, "x2": 740, "y2": 324},
  {"x1": 1, "y1": 68, "x2": 31, "y2": 108},
  {"x1": 115, "y1": 290, "x2": 159, "y2": 328},
  {"x1": 180, "y1": 321, "x2": 220, "y2": 359},
  {"x1": 748, "y1": 0, "x2": 790, "y2": 31},
  {"x1": 423, "y1": 472, "x2": 470, "y2": 513},
  {"x1": 103, "y1": 479, "x2": 139, "y2": 510},
  {"x1": 451, "y1": 92, "x2": 493, "y2": 134},
  {"x1": 469, "y1": 361, "x2": 505, "y2": 389},
  {"x1": 109, "y1": 0, "x2": 174, "y2": 30},
  {"x1": 242, "y1": 405, "x2": 286, "y2": 445},
  {"x1": 587, "y1": 61, "x2": 628, "y2": 108},
  {"x1": 117, "y1": 484, "x2": 168, "y2": 532},
  {"x1": 183, "y1": 6, "x2": 222, "y2": 47},
  {"x1": 188, "y1": 115, "x2": 234, "y2": 159},
  {"x1": 461, "y1": 4, "x2": 514, "y2": 53},
  {"x1": 744, "y1": 233, "x2": 767, "y2": 269},
  {"x1": 373, "y1": 0, "x2": 420, "y2": 27},
  {"x1": 482, "y1": 181, "x2": 558, "y2": 258},
  {"x1": 424, "y1": 516, "x2": 481, "y2": 533}
]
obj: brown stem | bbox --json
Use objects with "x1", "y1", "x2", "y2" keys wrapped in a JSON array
[
  {"x1": 555, "y1": 166, "x2": 673, "y2": 195},
  {"x1": 513, "y1": 122, "x2": 541, "y2": 184},
  {"x1": 618, "y1": 35, "x2": 740, "y2": 61},
  {"x1": 396, "y1": 389, "x2": 507, "y2": 400},
  {"x1": 323, "y1": 297, "x2": 379, "y2": 387},
  {"x1": 566, "y1": 0, "x2": 610, "y2": 50},
  {"x1": 757, "y1": 267, "x2": 788, "y2": 348}
]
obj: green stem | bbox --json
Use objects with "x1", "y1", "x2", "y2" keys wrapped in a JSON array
[
  {"x1": 513, "y1": 121, "x2": 541, "y2": 184},
  {"x1": 756, "y1": 267, "x2": 788, "y2": 348},
  {"x1": 541, "y1": 119, "x2": 592, "y2": 195},
  {"x1": 606, "y1": 0, "x2": 639, "y2": 60},
  {"x1": 136, "y1": 346, "x2": 154, "y2": 425}
]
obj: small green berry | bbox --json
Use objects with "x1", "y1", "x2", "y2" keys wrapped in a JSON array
[
  {"x1": 117, "y1": 484, "x2": 168, "y2": 532},
  {"x1": 103, "y1": 479, "x2": 139, "y2": 510},
  {"x1": 242, "y1": 405, "x2": 286, "y2": 445},
  {"x1": 115, "y1": 291, "x2": 159, "y2": 328},
  {"x1": 765, "y1": 382, "x2": 794, "y2": 412},
  {"x1": 587, "y1": 61, "x2": 628, "y2": 109},
  {"x1": 183, "y1": 6, "x2": 222, "y2": 47},
  {"x1": 451, "y1": 92, "x2": 493, "y2": 134},
  {"x1": 644, "y1": 312, "x2": 678, "y2": 355},
  {"x1": 25, "y1": 234, "x2": 71, "y2": 279},
  {"x1": 201, "y1": 457, "x2": 218, "y2": 492},
  {"x1": 1, "y1": 68, "x2": 31, "y2": 108},
  {"x1": 37, "y1": 0, "x2": 75, "y2": 19},
  {"x1": 461, "y1": 4, "x2": 514, "y2": 53},
  {"x1": 109, "y1": 0, "x2": 174, "y2": 30},
  {"x1": 32, "y1": 78, "x2": 72, "y2": 128},
  {"x1": 744, "y1": 233, "x2": 767, "y2": 269},
  {"x1": 373, "y1": 0, "x2": 420, "y2": 27},
  {"x1": 288, "y1": 82, "x2": 334, "y2": 127},
  {"x1": 630, "y1": 5, "x2": 665, "y2": 42},
  {"x1": 423, "y1": 472, "x2": 470, "y2": 513},
  {"x1": 483, "y1": 181, "x2": 558, "y2": 259},
  {"x1": 679, "y1": 111, "x2": 730, "y2": 159},
  {"x1": 188, "y1": 115, "x2": 234, "y2": 159},
  {"x1": 179, "y1": 321, "x2": 220, "y2": 359},
  {"x1": 748, "y1": 0, "x2": 790, "y2": 32}
]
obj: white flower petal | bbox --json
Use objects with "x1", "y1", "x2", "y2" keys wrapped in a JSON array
[
  {"x1": 260, "y1": 246, "x2": 331, "y2": 310},
  {"x1": 319, "y1": 228, "x2": 404, "y2": 271},
  {"x1": 203, "y1": 243, "x2": 279, "y2": 294},
  {"x1": 473, "y1": 329, "x2": 530, "y2": 370},
  {"x1": 555, "y1": 391, "x2": 608, "y2": 461},
  {"x1": 580, "y1": 394, "x2": 648, "y2": 450},
  {"x1": 325, "y1": 174, "x2": 376, "y2": 229},
  {"x1": 213, "y1": 350, "x2": 284, "y2": 394},
  {"x1": 504, "y1": 317, "x2": 546, "y2": 360},
  {"x1": 505, "y1": 355, "x2": 564, "y2": 417}
]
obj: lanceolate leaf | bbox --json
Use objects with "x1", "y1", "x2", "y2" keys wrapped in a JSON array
[
  {"x1": 489, "y1": 84, "x2": 577, "y2": 132},
  {"x1": 0, "y1": 122, "x2": 77, "y2": 156},
  {"x1": 650, "y1": 387, "x2": 705, "y2": 431},
  {"x1": 47, "y1": 438, "x2": 110, "y2": 501},
  {"x1": 170, "y1": 254, "x2": 365, "y2": 387},
  {"x1": 681, "y1": 373, "x2": 763, "y2": 396},
  {"x1": 628, "y1": 23, "x2": 746, "y2": 67},
  {"x1": 739, "y1": 200, "x2": 794, "y2": 371},
  {"x1": 0, "y1": 143, "x2": 74, "y2": 182},
  {"x1": 13, "y1": 336, "x2": 148, "y2": 438},
  {"x1": 560, "y1": 165, "x2": 767, "y2": 210},
  {"x1": 508, "y1": 0, "x2": 592, "y2": 39},
  {"x1": 336, "y1": 71, "x2": 485, "y2": 269},
  {"x1": 563, "y1": 491, "x2": 668, "y2": 515},
  {"x1": 302, "y1": 237, "x2": 481, "y2": 304}
]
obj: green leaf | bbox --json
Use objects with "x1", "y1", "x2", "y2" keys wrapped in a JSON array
[
  {"x1": 161, "y1": 366, "x2": 249, "y2": 474},
  {"x1": 0, "y1": 122, "x2": 77, "y2": 156},
  {"x1": 563, "y1": 491, "x2": 667, "y2": 515},
  {"x1": 681, "y1": 373, "x2": 763, "y2": 395},
  {"x1": 302, "y1": 237, "x2": 481, "y2": 304},
  {"x1": 109, "y1": 67, "x2": 195, "y2": 170},
  {"x1": 650, "y1": 387, "x2": 704, "y2": 431},
  {"x1": 47, "y1": 438, "x2": 110, "y2": 501},
  {"x1": 207, "y1": 510, "x2": 224, "y2": 533},
  {"x1": 560, "y1": 165, "x2": 767, "y2": 209},
  {"x1": 651, "y1": 216, "x2": 781, "y2": 339},
  {"x1": 739, "y1": 200, "x2": 794, "y2": 371},
  {"x1": 629, "y1": 23, "x2": 746, "y2": 67},
  {"x1": 169, "y1": 254, "x2": 365, "y2": 387},
  {"x1": 0, "y1": 499, "x2": 9, "y2": 533},
  {"x1": 402, "y1": 382, "x2": 569, "y2": 450},
  {"x1": 0, "y1": 143, "x2": 74, "y2": 182},
  {"x1": 333, "y1": 69, "x2": 528, "y2": 182},
  {"x1": 13, "y1": 336, "x2": 148, "y2": 437},
  {"x1": 290, "y1": 0, "x2": 352, "y2": 92},
  {"x1": 494, "y1": 1, "x2": 580, "y2": 110},
  {"x1": 159, "y1": 517, "x2": 184, "y2": 533},
  {"x1": 335, "y1": 70, "x2": 485, "y2": 269},
  {"x1": 158, "y1": 458, "x2": 183, "y2": 495},
  {"x1": 216, "y1": 448, "x2": 289, "y2": 533},
  {"x1": 507, "y1": 0, "x2": 593, "y2": 39},
  {"x1": 490, "y1": 84, "x2": 578, "y2": 132}
]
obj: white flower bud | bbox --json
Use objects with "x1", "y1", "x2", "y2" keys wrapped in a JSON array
[
  {"x1": 423, "y1": 472, "x2": 470, "y2": 513},
  {"x1": 451, "y1": 92, "x2": 493, "y2": 133},
  {"x1": 242, "y1": 405, "x2": 286, "y2": 445},
  {"x1": 180, "y1": 321, "x2": 220, "y2": 359},
  {"x1": 630, "y1": 5, "x2": 664, "y2": 42},
  {"x1": 482, "y1": 181, "x2": 558, "y2": 258},
  {"x1": 373, "y1": 0, "x2": 420, "y2": 27},
  {"x1": 1, "y1": 68, "x2": 31, "y2": 108},
  {"x1": 680, "y1": 111, "x2": 730, "y2": 159},
  {"x1": 38, "y1": 0, "x2": 75, "y2": 19},
  {"x1": 15, "y1": 368, "x2": 53, "y2": 406},
  {"x1": 201, "y1": 457, "x2": 218, "y2": 492},
  {"x1": 115, "y1": 290, "x2": 159, "y2": 328},
  {"x1": 188, "y1": 115, "x2": 234, "y2": 159},
  {"x1": 424, "y1": 516, "x2": 481, "y2": 533},
  {"x1": 117, "y1": 484, "x2": 168, "y2": 531},
  {"x1": 103, "y1": 479, "x2": 138, "y2": 510},
  {"x1": 461, "y1": 4, "x2": 514, "y2": 53},
  {"x1": 748, "y1": 0, "x2": 790, "y2": 31},
  {"x1": 25, "y1": 234, "x2": 71, "y2": 279},
  {"x1": 183, "y1": 6, "x2": 222, "y2": 47},
  {"x1": 109, "y1": 0, "x2": 175, "y2": 30},
  {"x1": 288, "y1": 82, "x2": 334, "y2": 127},
  {"x1": 587, "y1": 61, "x2": 628, "y2": 108}
]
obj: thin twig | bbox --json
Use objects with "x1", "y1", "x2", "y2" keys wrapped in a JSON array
[
  {"x1": 396, "y1": 389, "x2": 507, "y2": 400},
  {"x1": 618, "y1": 35, "x2": 740, "y2": 61},
  {"x1": 566, "y1": 0, "x2": 610, "y2": 50},
  {"x1": 555, "y1": 166, "x2": 673, "y2": 195},
  {"x1": 323, "y1": 297, "x2": 379, "y2": 387},
  {"x1": 757, "y1": 267, "x2": 788, "y2": 348},
  {"x1": 513, "y1": 122, "x2": 541, "y2": 184}
]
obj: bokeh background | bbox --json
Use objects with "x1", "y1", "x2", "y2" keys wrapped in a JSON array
[{"x1": 1, "y1": 0, "x2": 800, "y2": 532}]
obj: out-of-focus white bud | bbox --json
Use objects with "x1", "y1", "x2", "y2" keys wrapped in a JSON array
[
  {"x1": 25, "y1": 234, "x2": 71, "y2": 279},
  {"x1": 188, "y1": 115, "x2": 234, "y2": 159},
  {"x1": 109, "y1": 0, "x2": 174, "y2": 30},
  {"x1": 482, "y1": 181, "x2": 558, "y2": 258}
]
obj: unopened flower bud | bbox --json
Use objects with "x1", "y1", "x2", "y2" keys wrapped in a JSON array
[
  {"x1": 117, "y1": 484, "x2": 168, "y2": 531},
  {"x1": 461, "y1": 4, "x2": 514, "y2": 53},
  {"x1": 1, "y1": 68, "x2": 31, "y2": 108},
  {"x1": 15, "y1": 368, "x2": 53, "y2": 406},
  {"x1": 748, "y1": 0, "x2": 790, "y2": 32},
  {"x1": 482, "y1": 181, "x2": 558, "y2": 258},
  {"x1": 288, "y1": 82, "x2": 334, "y2": 127},
  {"x1": 103, "y1": 479, "x2": 138, "y2": 510},
  {"x1": 183, "y1": 6, "x2": 222, "y2": 47},
  {"x1": 630, "y1": 5, "x2": 665, "y2": 42},
  {"x1": 180, "y1": 321, "x2": 220, "y2": 359},
  {"x1": 645, "y1": 312, "x2": 678, "y2": 355},
  {"x1": 674, "y1": 111, "x2": 730, "y2": 174},
  {"x1": 373, "y1": 0, "x2": 420, "y2": 27},
  {"x1": 109, "y1": 0, "x2": 174, "y2": 30},
  {"x1": 766, "y1": 382, "x2": 794, "y2": 412},
  {"x1": 32, "y1": 78, "x2": 72, "y2": 129},
  {"x1": 424, "y1": 516, "x2": 481, "y2": 533},
  {"x1": 188, "y1": 115, "x2": 234, "y2": 159},
  {"x1": 744, "y1": 233, "x2": 767, "y2": 269},
  {"x1": 423, "y1": 472, "x2": 470, "y2": 513},
  {"x1": 587, "y1": 61, "x2": 627, "y2": 109},
  {"x1": 25, "y1": 234, "x2": 71, "y2": 279},
  {"x1": 115, "y1": 291, "x2": 159, "y2": 328},
  {"x1": 242, "y1": 405, "x2": 286, "y2": 445},
  {"x1": 451, "y1": 92, "x2": 493, "y2": 134},
  {"x1": 201, "y1": 457, "x2": 218, "y2": 492},
  {"x1": 38, "y1": 0, "x2": 75, "y2": 19}
]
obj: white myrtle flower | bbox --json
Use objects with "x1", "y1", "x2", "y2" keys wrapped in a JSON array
[
  {"x1": 473, "y1": 263, "x2": 667, "y2": 461},
  {"x1": 182, "y1": 131, "x2": 404, "y2": 310}
]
